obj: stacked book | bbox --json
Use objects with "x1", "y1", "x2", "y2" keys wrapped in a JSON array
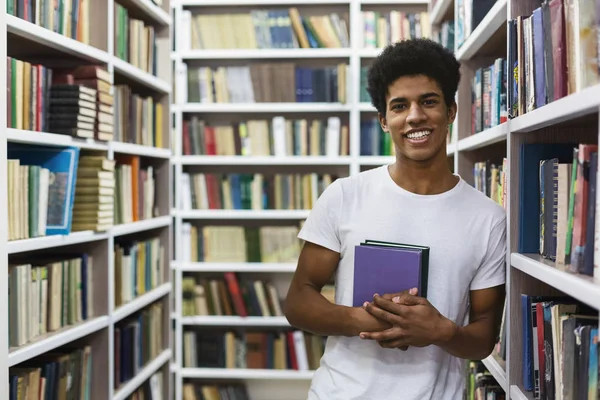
[
  {"x1": 50, "y1": 66, "x2": 114, "y2": 141},
  {"x1": 72, "y1": 155, "x2": 116, "y2": 232},
  {"x1": 48, "y1": 83, "x2": 97, "y2": 139}
]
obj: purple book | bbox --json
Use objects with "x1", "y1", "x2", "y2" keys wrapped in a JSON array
[{"x1": 352, "y1": 244, "x2": 424, "y2": 307}]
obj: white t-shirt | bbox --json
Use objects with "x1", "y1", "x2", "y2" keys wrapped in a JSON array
[{"x1": 297, "y1": 165, "x2": 506, "y2": 400}]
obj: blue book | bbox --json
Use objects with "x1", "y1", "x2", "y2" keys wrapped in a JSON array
[
  {"x1": 8, "y1": 144, "x2": 80, "y2": 235},
  {"x1": 353, "y1": 240, "x2": 429, "y2": 307}
]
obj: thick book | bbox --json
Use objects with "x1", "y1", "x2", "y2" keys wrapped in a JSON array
[{"x1": 352, "y1": 240, "x2": 429, "y2": 307}]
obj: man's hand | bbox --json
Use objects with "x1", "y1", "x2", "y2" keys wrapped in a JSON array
[
  {"x1": 349, "y1": 306, "x2": 392, "y2": 336},
  {"x1": 359, "y1": 291, "x2": 457, "y2": 350}
]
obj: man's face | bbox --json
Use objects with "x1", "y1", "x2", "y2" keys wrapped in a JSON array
[{"x1": 379, "y1": 74, "x2": 456, "y2": 163}]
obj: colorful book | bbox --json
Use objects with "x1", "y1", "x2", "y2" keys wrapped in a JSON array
[{"x1": 352, "y1": 240, "x2": 429, "y2": 307}]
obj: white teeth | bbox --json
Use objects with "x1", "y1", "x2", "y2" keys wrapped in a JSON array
[{"x1": 406, "y1": 130, "x2": 431, "y2": 139}]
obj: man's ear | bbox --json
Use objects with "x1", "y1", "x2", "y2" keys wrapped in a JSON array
[
  {"x1": 447, "y1": 102, "x2": 457, "y2": 125},
  {"x1": 378, "y1": 112, "x2": 388, "y2": 132}
]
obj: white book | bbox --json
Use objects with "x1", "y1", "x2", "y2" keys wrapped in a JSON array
[
  {"x1": 326, "y1": 117, "x2": 341, "y2": 157},
  {"x1": 272, "y1": 116, "x2": 287, "y2": 157},
  {"x1": 292, "y1": 330, "x2": 309, "y2": 370}
]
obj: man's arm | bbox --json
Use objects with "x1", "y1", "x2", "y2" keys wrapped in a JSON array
[
  {"x1": 284, "y1": 241, "x2": 391, "y2": 337},
  {"x1": 437, "y1": 284, "x2": 505, "y2": 360}
]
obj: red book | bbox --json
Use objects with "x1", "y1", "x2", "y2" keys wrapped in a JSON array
[{"x1": 224, "y1": 272, "x2": 248, "y2": 317}]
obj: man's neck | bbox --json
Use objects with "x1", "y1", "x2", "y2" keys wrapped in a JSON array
[{"x1": 388, "y1": 154, "x2": 459, "y2": 196}]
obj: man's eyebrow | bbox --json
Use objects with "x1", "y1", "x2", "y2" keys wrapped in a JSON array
[{"x1": 389, "y1": 92, "x2": 441, "y2": 104}]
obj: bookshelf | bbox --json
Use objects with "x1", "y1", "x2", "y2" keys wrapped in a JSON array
[
  {"x1": 1, "y1": 0, "x2": 173, "y2": 399},
  {"x1": 171, "y1": 1, "x2": 600, "y2": 400}
]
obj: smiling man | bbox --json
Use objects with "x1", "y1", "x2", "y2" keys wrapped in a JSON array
[{"x1": 284, "y1": 39, "x2": 507, "y2": 400}]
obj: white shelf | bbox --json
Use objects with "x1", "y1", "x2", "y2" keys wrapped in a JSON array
[
  {"x1": 179, "y1": 48, "x2": 352, "y2": 59},
  {"x1": 110, "y1": 141, "x2": 172, "y2": 159},
  {"x1": 113, "y1": 283, "x2": 172, "y2": 323},
  {"x1": 358, "y1": 102, "x2": 377, "y2": 112},
  {"x1": 455, "y1": 0, "x2": 507, "y2": 61},
  {"x1": 8, "y1": 316, "x2": 110, "y2": 367},
  {"x1": 181, "y1": 316, "x2": 290, "y2": 327},
  {"x1": 112, "y1": 57, "x2": 171, "y2": 94},
  {"x1": 8, "y1": 231, "x2": 109, "y2": 255},
  {"x1": 511, "y1": 253, "x2": 600, "y2": 310},
  {"x1": 429, "y1": 0, "x2": 453, "y2": 25},
  {"x1": 447, "y1": 141, "x2": 456, "y2": 156},
  {"x1": 178, "y1": 0, "x2": 349, "y2": 5},
  {"x1": 456, "y1": 123, "x2": 508, "y2": 151},
  {"x1": 6, "y1": 15, "x2": 110, "y2": 63},
  {"x1": 358, "y1": 48, "x2": 383, "y2": 58},
  {"x1": 174, "y1": 262, "x2": 297, "y2": 273},
  {"x1": 179, "y1": 368, "x2": 315, "y2": 380},
  {"x1": 120, "y1": 0, "x2": 172, "y2": 26},
  {"x1": 481, "y1": 355, "x2": 507, "y2": 393},
  {"x1": 177, "y1": 103, "x2": 351, "y2": 113},
  {"x1": 510, "y1": 84, "x2": 600, "y2": 133},
  {"x1": 177, "y1": 209, "x2": 310, "y2": 219},
  {"x1": 7, "y1": 129, "x2": 109, "y2": 150},
  {"x1": 176, "y1": 155, "x2": 352, "y2": 166},
  {"x1": 112, "y1": 216, "x2": 171, "y2": 237},
  {"x1": 509, "y1": 385, "x2": 534, "y2": 400},
  {"x1": 113, "y1": 349, "x2": 172, "y2": 400}
]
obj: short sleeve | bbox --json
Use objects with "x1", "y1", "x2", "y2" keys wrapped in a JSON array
[
  {"x1": 470, "y1": 216, "x2": 507, "y2": 291},
  {"x1": 297, "y1": 178, "x2": 343, "y2": 253}
]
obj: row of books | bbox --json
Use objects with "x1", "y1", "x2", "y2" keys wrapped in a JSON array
[
  {"x1": 180, "y1": 224, "x2": 302, "y2": 264},
  {"x1": 521, "y1": 295, "x2": 598, "y2": 399},
  {"x1": 455, "y1": 0, "x2": 497, "y2": 50},
  {"x1": 507, "y1": 0, "x2": 599, "y2": 119},
  {"x1": 182, "y1": 116, "x2": 349, "y2": 158},
  {"x1": 114, "y1": 302, "x2": 164, "y2": 389},
  {"x1": 433, "y1": 20, "x2": 455, "y2": 52},
  {"x1": 182, "y1": 329, "x2": 325, "y2": 371},
  {"x1": 185, "y1": 63, "x2": 347, "y2": 104},
  {"x1": 179, "y1": 172, "x2": 336, "y2": 211},
  {"x1": 473, "y1": 159, "x2": 507, "y2": 209},
  {"x1": 182, "y1": 274, "x2": 283, "y2": 318},
  {"x1": 471, "y1": 58, "x2": 508, "y2": 135},
  {"x1": 114, "y1": 85, "x2": 165, "y2": 148},
  {"x1": 360, "y1": 118, "x2": 394, "y2": 157},
  {"x1": 9, "y1": 254, "x2": 94, "y2": 348},
  {"x1": 114, "y1": 155, "x2": 157, "y2": 225},
  {"x1": 181, "y1": 9, "x2": 348, "y2": 50},
  {"x1": 7, "y1": 0, "x2": 91, "y2": 44},
  {"x1": 465, "y1": 361, "x2": 504, "y2": 400},
  {"x1": 114, "y1": 3, "x2": 157, "y2": 76},
  {"x1": 183, "y1": 383, "x2": 249, "y2": 400},
  {"x1": 537, "y1": 145, "x2": 596, "y2": 278},
  {"x1": 362, "y1": 11, "x2": 430, "y2": 49},
  {"x1": 9, "y1": 345, "x2": 92, "y2": 400},
  {"x1": 114, "y1": 237, "x2": 166, "y2": 309},
  {"x1": 7, "y1": 59, "x2": 114, "y2": 141}
]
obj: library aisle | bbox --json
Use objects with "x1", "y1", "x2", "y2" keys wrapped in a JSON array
[{"x1": 1, "y1": 0, "x2": 600, "y2": 399}]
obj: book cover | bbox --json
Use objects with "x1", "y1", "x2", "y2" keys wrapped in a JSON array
[{"x1": 353, "y1": 241, "x2": 428, "y2": 307}]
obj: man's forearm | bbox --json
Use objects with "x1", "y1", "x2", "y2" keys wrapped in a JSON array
[
  {"x1": 436, "y1": 318, "x2": 496, "y2": 360},
  {"x1": 284, "y1": 284, "x2": 360, "y2": 337}
]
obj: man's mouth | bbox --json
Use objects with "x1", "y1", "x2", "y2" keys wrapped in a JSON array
[{"x1": 404, "y1": 129, "x2": 432, "y2": 140}]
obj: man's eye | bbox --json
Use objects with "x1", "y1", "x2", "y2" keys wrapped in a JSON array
[
  {"x1": 392, "y1": 104, "x2": 406, "y2": 110},
  {"x1": 424, "y1": 100, "x2": 437, "y2": 105}
]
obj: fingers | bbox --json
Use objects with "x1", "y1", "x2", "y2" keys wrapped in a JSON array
[
  {"x1": 362, "y1": 301, "x2": 400, "y2": 325},
  {"x1": 378, "y1": 339, "x2": 409, "y2": 349},
  {"x1": 390, "y1": 290, "x2": 421, "y2": 306},
  {"x1": 359, "y1": 327, "x2": 402, "y2": 342},
  {"x1": 372, "y1": 294, "x2": 410, "y2": 315},
  {"x1": 380, "y1": 288, "x2": 418, "y2": 301}
]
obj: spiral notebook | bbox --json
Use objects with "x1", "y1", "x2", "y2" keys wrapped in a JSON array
[{"x1": 352, "y1": 240, "x2": 429, "y2": 307}]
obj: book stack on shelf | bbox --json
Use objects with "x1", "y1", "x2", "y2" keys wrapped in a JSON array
[
  {"x1": 73, "y1": 155, "x2": 116, "y2": 232},
  {"x1": 2, "y1": 0, "x2": 173, "y2": 399}
]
